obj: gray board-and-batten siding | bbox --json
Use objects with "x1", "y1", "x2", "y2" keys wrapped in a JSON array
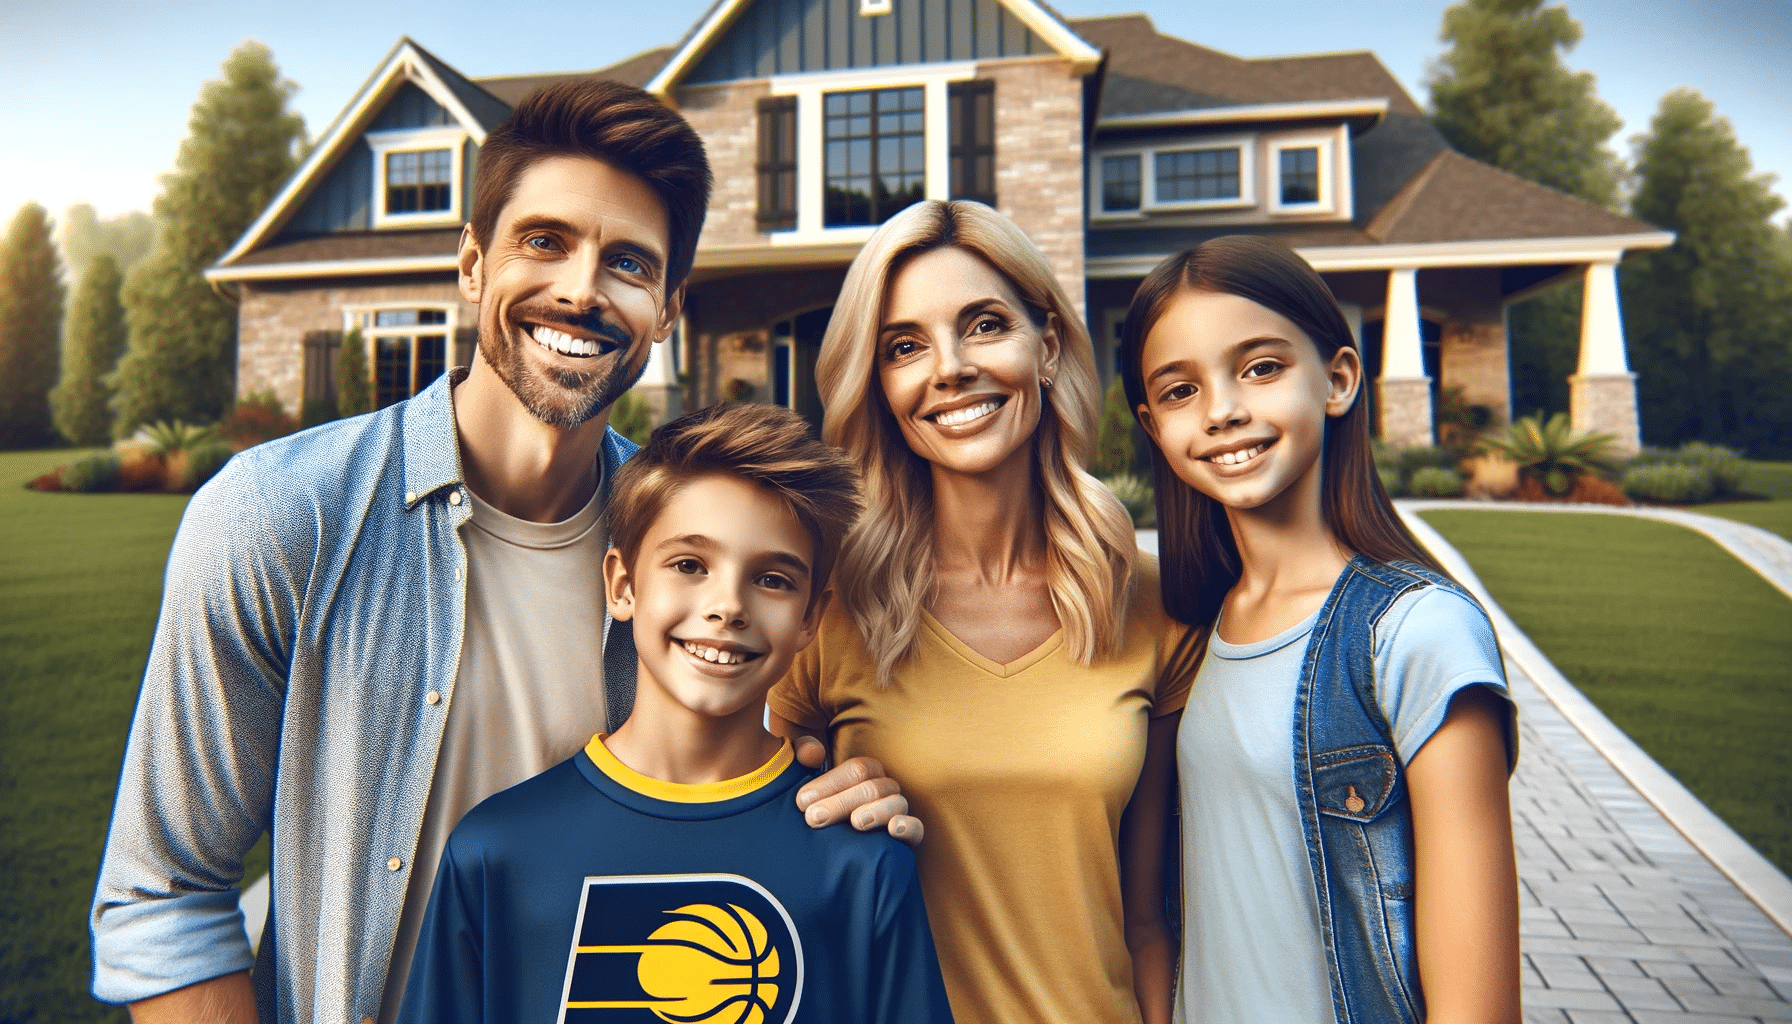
[{"x1": 683, "y1": 0, "x2": 1047, "y2": 85}]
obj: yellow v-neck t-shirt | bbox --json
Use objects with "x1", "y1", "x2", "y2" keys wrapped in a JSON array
[{"x1": 767, "y1": 555, "x2": 1195, "y2": 1024}]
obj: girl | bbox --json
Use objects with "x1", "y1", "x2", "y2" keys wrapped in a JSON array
[
  {"x1": 770, "y1": 200, "x2": 1194, "y2": 1024},
  {"x1": 1119, "y1": 236, "x2": 1519, "y2": 1024}
]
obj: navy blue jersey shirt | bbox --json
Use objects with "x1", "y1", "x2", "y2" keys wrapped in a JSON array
[{"x1": 397, "y1": 737, "x2": 954, "y2": 1024}]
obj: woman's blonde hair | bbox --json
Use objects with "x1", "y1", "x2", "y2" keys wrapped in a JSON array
[{"x1": 818, "y1": 200, "x2": 1136, "y2": 682}]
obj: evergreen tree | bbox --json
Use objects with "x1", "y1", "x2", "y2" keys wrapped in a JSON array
[
  {"x1": 1427, "y1": 0, "x2": 1624, "y2": 419},
  {"x1": 0, "y1": 204, "x2": 66, "y2": 449},
  {"x1": 1622, "y1": 88, "x2": 1792, "y2": 455},
  {"x1": 1094, "y1": 376, "x2": 1139, "y2": 477},
  {"x1": 336, "y1": 327, "x2": 373, "y2": 417},
  {"x1": 58, "y1": 203, "x2": 157, "y2": 281},
  {"x1": 109, "y1": 41, "x2": 305, "y2": 437},
  {"x1": 51, "y1": 253, "x2": 129, "y2": 446}
]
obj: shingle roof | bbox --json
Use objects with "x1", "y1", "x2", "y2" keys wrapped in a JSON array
[
  {"x1": 1070, "y1": 14, "x2": 1422, "y2": 118},
  {"x1": 476, "y1": 46, "x2": 677, "y2": 107},
  {"x1": 405, "y1": 37, "x2": 512, "y2": 132},
  {"x1": 239, "y1": 229, "x2": 462, "y2": 267},
  {"x1": 1367, "y1": 149, "x2": 1656, "y2": 244}
]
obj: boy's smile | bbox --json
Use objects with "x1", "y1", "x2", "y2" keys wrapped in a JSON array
[{"x1": 605, "y1": 474, "x2": 821, "y2": 726}]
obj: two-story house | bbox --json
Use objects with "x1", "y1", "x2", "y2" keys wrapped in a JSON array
[{"x1": 206, "y1": 0, "x2": 1671, "y2": 452}]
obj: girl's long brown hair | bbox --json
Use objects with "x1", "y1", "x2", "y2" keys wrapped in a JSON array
[{"x1": 1118, "y1": 235, "x2": 1449, "y2": 627}]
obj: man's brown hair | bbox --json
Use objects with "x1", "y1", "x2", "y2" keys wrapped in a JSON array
[
  {"x1": 472, "y1": 79, "x2": 712, "y2": 288},
  {"x1": 609, "y1": 403, "x2": 863, "y2": 613}
]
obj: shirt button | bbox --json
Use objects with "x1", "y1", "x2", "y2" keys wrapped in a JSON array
[
  {"x1": 449, "y1": 489, "x2": 463, "y2": 506},
  {"x1": 453, "y1": 566, "x2": 463, "y2": 582},
  {"x1": 362, "y1": 1017, "x2": 375, "y2": 1024},
  {"x1": 387, "y1": 857, "x2": 402, "y2": 871},
  {"x1": 403, "y1": 491, "x2": 416, "y2": 504},
  {"x1": 426, "y1": 690, "x2": 441, "y2": 705}
]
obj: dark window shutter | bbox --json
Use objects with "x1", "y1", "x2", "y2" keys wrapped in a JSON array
[
  {"x1": 757, "y1": 96, "x2": 798, "y2": 231},
  {"x1": 302, "y1": 330, "x2": 344, "y2": 401},
  {"x1": 948, "y1": 80, "x2": 996, "y2": 207}
]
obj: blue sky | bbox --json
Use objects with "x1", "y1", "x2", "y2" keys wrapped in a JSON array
[{"x1": 0, "y1": 0, "x2": 1786, "y2": 226}]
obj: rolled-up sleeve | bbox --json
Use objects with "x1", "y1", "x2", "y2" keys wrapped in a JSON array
[{"x1": 91, "y1": 455, "x2": 297, "y2": 1003}]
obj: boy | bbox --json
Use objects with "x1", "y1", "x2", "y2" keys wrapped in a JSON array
[{"x1": 398, "y1": 403, "x2": 953, "y2": 1024}]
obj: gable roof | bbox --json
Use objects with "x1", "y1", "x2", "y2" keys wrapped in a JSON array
[
  {"x1": 1071, "y1": 14, "x2": 1422, "y2": 118},
  {"x1": 646, "y1": 0, "x2": 1102, "y2": 95},
  {"x1": 213, "y1": 37, "x2": 508, "y2": 271},
  {"x1": 476, "y1": 46, "x2": 677, "y2": 106},
  {"x1": 1366, "y1": 149, "x2": 1655, "y2": 245}
]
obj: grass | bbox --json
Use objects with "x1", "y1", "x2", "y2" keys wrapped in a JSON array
[
  {"x1": 1686, "y1": 460, "x2": 1792, "y2": 543},
  {"x1": 1421, "y1": 509, "x2": 1792, "y2": 877},
  {"x1": 0, "y1": 448, "x2": 260, "y2": 1023}
]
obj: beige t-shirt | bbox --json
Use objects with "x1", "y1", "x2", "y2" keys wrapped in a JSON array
[
  {"x1": 767, "y1": 555, "x2": 1196, "y2": 1024},
  {"x1": 379, "y1": 482, "x2": 611, "y2": 1023}
]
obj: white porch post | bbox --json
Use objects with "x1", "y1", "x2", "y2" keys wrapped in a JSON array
[
  {"x1": 1378, "y1": 267, "x2": 1433, "y2": 448},
  {"x1": 1570, "y1": 260, "x2": 1641, "y2": 454},
  {"x1": 631, "y1": 316, "x2": 686, "y2": 426}
]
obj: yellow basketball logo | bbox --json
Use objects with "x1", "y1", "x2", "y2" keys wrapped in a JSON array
[{"x1": 559, "y1": 875, "x2": 802, "y2": 1024}]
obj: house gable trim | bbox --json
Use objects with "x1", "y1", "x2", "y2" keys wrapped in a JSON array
[
  {"x1": 1084, "y1": 231, "x2": 1677, "y2": 278},
  {"x1": 1097, "y1": 97, "x2": 1389, "y2": 133},
  {"x1": 646, "y1": 0, "x2": 1101, "y2": 96},
  {"x1": 204, "y1": 253, "x2": 461, "y2": 283},
  {"x1": 214, "y1": 39, "x2": 495, "y2": 271}
]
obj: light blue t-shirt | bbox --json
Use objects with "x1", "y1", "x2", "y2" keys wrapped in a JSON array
[{"x1": 1172, "y1": 585, "x2": 1507, "y2": 1024}]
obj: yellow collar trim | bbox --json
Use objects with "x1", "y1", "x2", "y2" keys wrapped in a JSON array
[{"x1": 584, "y1": 734, "x2": 795, "y2": 803}]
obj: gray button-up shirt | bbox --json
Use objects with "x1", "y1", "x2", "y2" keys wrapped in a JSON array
[{"x1": 91, "y1": 371, "x2": 638, "y2": 1022}]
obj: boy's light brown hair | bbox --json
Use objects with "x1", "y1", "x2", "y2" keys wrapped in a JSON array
[{"x1": 609, "y1": 403, "x2": 863, "y2": 613}]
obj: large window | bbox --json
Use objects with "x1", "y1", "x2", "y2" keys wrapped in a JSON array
[
  {"x1": 948, "y1": 80, "x2": 995, "y2": 208},
  {"x1": 385, "y1": 149, "x2": 453, "y2": 215},
  {"x1": 757, "y1": 97, "x2": 798, "y2": 231},
  {"x1": 1101, "y1": 155, "x2": 1142, "y2": 212},
  {"x1": 1268, "y1": 134, "x2": 1335, "y2": 212},
  {"x1": 1279, "y1": 146, "x2": 1320, "y2": 204},
  {"x1": 348, "y1": 307, "x2": 451, "y2": 408},
  {"x1": 824, "y1": 87, "x2": 925, "y2": 227},
  {"x1": 1155, "y1": 147, "x2": 1241, "y2": 202}
]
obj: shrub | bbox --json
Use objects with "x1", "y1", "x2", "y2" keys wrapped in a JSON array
[
  {"x1": 1673, "y1": 442, "x2": 1744, "y2": 497},
  {"x1": 164, "y1": 440, "x2": 235, "y2": 492},
  {"x1": 1479, "y1": 412, "x2": 1618, "y2": 497},
  {"x1": 610, "y1": 390, "x2": 654, "y2": 446},
  {"x1": 1102, "y1": 473, "x2": 1156, "y2": 529},
  {"x1": 1624, "y1": 464, "x2": 1716, "y2": 504},
  {"x1": 1377, "y1": 465, "x2": 1404, "y2": 497},
  {"x1": 1396, "y1": 445, "x2": 1458, "y2": 477},
  {"x1": 300, "y1": 395, "x2": 340, "y2": 429},
  {"x1": 336, "y1": 327, "x2": 373, "y2": 417},
  {"x1": 115, "y1": 448, "x2": 167, "y2": 491},
  {"x1": 1407, "y1": 467, "x2": 1465, "y2": 498},
  {"x1": 222, "y1": 390, "x2": 297, "y2": 449},
  {"x1": 140, "y1": 419, "x2": 221, "y2": 457},
  {"x1": 1371, "y1": 439, "x2": 1400, "y2": 475},
  {"x1": 60, "y1": 454, "x2": 121, "y2": 492}
]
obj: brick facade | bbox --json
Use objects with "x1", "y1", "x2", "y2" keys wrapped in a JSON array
[
  {"x1": 1570, "y1": 372, "x2": 1642, "y2": 456},
  {"x1": 236, "y1": 276, "x2": 472, "y2": 414},
  {"x1": 676, "y1": 80, "x2": 774, "y2": 250},
  {"x1": 985, "y1": 59, "x2": 1086, "y2": 320}
]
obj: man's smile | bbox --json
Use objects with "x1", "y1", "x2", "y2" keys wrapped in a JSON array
[{"x1": 525, "y1": 323, "x2": 621, "y2": 359}]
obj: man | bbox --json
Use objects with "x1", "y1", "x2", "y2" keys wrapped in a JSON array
[{"x1": 91, "y1": 80, "x2": 916, "y2": 1024}]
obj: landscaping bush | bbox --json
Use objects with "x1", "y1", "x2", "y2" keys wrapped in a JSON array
[
  {"x1": 114, "y1": 448, "x2": 167, "y2": 491},
  {"x1": 165, "y1": 440, "x2": 234, "y2": 492},
  {"x1": 1624, "y1": 464, "x2": 1716, "y2": 504},
  {"x1": 222, "y1": 390, "x2": 297, "y2": 449},
  {"x1": 1674, "y1": 442, "x2": 1745, "y2": 497},
  {"x1": 1479, "y1": 411, "x2": 1618, "y2": 498},
  {"x1": 60, "y1": 453, "x2": 121, "y2": 493},
  {"x1": 1396, "y1": 445, "x2": 1458, "y2": 477},
  {"x1": 1103, "y1": 473, "x2": 1156, "y2": 528},
  {"x1": 300, "y1": 395, "x2": 340, "y2": 429},
  {"x1": 1378, "y1": 465, "x2": 1404, "y2": 497},
  {"x1": 1407, "y1": 467, "x2": 1465, "y2": 498}
]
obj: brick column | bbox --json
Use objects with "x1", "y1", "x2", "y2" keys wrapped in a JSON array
[
  {"x1": 1379, "y1": 267, "x2": 1433, "y2": 449},
  {"x1": 1570, "y1": 260, "x2": 1641, "y2": 455}
]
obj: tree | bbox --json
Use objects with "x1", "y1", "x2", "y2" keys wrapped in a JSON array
[
  {"x1": 1427, "y1": 0, "x2": 1625, "y2": 419},
  {"x1": 109, "y1": 41, "x2": 305, "y2": 437},
  {"x1": 51, "y1": 253, "x2": 129, "y2": 446},
  {"x1": 1094, "y1": 376, "x2": 1139, "y2": 477},
  {"x1": 336, "y1": 327, "x2": 373, "y2": 417},
  {"x1": 0, "y1": 204, "x2": 66, "y2": 449},
  {"x1": 1621, "y1": 88, "x2": 1792, "y2": 456},
  {"x1": 58, "y1": 203, "x2": 157, "y2": 281}
]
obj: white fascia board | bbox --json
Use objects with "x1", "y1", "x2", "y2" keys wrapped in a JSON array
[
  {"x1": 648, "y1": 0, "x2": 1100, "y2": 97},
  {"x1": 1084, "y1": 231, "x2": 1677, "y2": 279},
  {"x1": 1098, "y1": 97, "x2": 1389, "y2": 132},
  {"x1": 203, "y1": 254, "x2": 460, "y2": 283},
  {"x1": 694, "y1": 239, "x2": 866, "y2": 271},
  {"x1": 213, "y1": 40, "x2": 487, "y2": 271}
]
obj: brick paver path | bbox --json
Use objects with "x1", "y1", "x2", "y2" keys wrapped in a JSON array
[{"x1": 1509, "y1": 656, "x2": 1792, "y2": 1022}]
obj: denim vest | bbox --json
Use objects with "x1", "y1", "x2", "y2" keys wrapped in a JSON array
[{"x1": 1292, "y1": 556, "x2": 1502, "y2": 1024}]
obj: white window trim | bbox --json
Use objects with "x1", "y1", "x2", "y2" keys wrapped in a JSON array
[
  {"x1": 341, "y1": 302, "x2": 459, "y2": 401},
  {"x1": 768, "y1": 61, "x2": 978, "y2": 245},
  {"x1": 367, "y1": 126, "x2": 468, "y2": 229},
  {"x1": 1267, "y1": 128, "x2": 1345, "y2": 216},
  {"x1": 1091, "y1": 134, "x2": 1257, "y2": 219},
  {"x1": 860, "y1": 0, "x2": 892, "y2": 14}
]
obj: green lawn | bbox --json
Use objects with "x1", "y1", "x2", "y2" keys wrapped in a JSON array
[
  {"x1": 0, "y1": 449, "x2": 263, "y2": 1022},
  {"x1": 1421, "y1": 509, "x2": 1792, "y2": 877},
  {"x1": 1687, "y1": 460, "x2": 1792, "y2": 542}
]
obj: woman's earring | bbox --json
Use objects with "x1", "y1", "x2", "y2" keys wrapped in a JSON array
[{"x1": 1041, "y1": 377, "x2": 1053, "y2": 389}]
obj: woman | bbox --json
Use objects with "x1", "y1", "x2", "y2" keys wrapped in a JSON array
[{"x1": 768, "y1": 200, "x2": 1197, "y2": 1024}]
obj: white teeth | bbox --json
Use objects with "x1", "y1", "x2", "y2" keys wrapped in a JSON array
[
  {"x1": 533, "y1": 326, "x2": 603, "y2": 357},
  {"x1": 1211, "y1": 443, "x2": 1268, "y2": 466},
  {"x1": 933, "y1": 401, "x2": 999, "y2": 427},
  {"x1": 681, "y1": 640, "x2": 745, "y2": 665}
]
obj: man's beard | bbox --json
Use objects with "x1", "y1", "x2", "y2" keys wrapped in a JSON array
[{"x1": 479, "y1": 303, "x2": 648, "y2": 429}]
